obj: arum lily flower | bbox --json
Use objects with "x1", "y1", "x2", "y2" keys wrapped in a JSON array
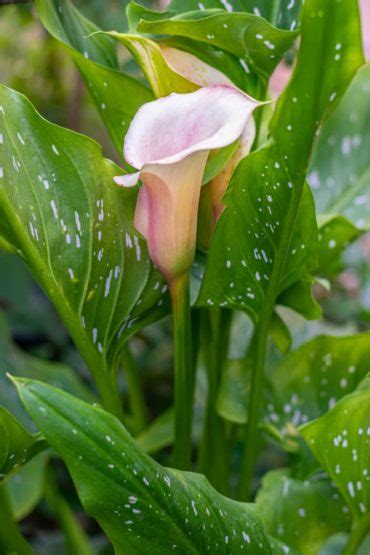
[{"x1": 114, "y1": 84, "x2": 259, "y2": 283}]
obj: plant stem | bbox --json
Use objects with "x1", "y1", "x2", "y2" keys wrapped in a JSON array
[
  {"x1": 94, "y1": 370, "x2": 125, "y2": 423},
  {"x1": 343, "y1": 515, "x2": 370, "y2": 555},
  {"x1": 121, "y1": 344, "x2": 148, "y2": 433},
  {"x1": 169, "y1": 272, "x2": 193, "y2": 470},
  {"x1": 44, "y1": 467, "x2": 95, "y2": 555},
  {"x1": 0, "y1": 484, "x2": 34, "y2": 555},
  {"x1": 237, "y1": 317, "x2": 270, "y2": 500},
  {"x1": 198, "y1": 308, "x2": 232, "y2": 494}
]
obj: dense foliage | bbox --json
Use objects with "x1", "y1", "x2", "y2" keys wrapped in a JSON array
[{"x1": 0, "y1": 0, "x2": 369, "y2": 554}]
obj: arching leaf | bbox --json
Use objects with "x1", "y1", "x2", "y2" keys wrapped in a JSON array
[
  {"x1": 197, "y1": 0, "x2": 364, "y2": 320},
  {"x1": 15, "y1": 378, "x2": 274, "y2": 554},
  {"x1": 301, "y1": 390, "x2": 370, "y2": 521},
  {"x1": 256, "y1": 469, "x2": 350, "y2": 555},
  {"x1": 0, "y1": 86, "x2": 168, "y2": 391}
]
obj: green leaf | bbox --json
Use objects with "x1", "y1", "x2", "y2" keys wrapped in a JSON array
[
  {"x1": 197, "y1": 0, "x2": 364, "y2": 320},
  {"x1": 217, "y1": 333, "x2": 370, "y2": 437},
  {"x1": 265, "y1": 332, "x2": 370, "y2": 440},
  {"x1": 135, "y1": 407, "x2": 174, "y2": 455},
  {"x1": 277, "y1": 276, "x2": 322, "y2": 321},
  {"x1": 309, "y1": 64, "x2": 370, "y2": 232},
  {"x1": 36, "y1": 0, "x2": 118, "y2": 67},
  {"x1": 216, "y1": 358, "x2": 251, "y2": 424},
  {"x1": 317, "y1": 215, "x2": 361, "y2": 276},
  {"x1": 269, "y1": 311, "x2": 291, "y2": 354},
  {"x1": 132, "y1": 3, "x2": 299, "y2": 78},
  {"x1": 167, "y1": 0, "x2": 302, "y2": 30},
  {"x1": 15, "y1": 378, "x2": 273, "y2": 554},
  {"x1": 300, "y1": 389, "x2": 370, "y2": 521},
  {"x1": 256, "y1": 469, "x2": 350, "y2": 555},
  {"x1": 8, "y1": 453, "x2": 47, "y2": 521},
  {"x1": 35, "y1": 0, "x2": 154, "y2": 156},
  {"x1": 0, "y1": 86, "x2": 168, "y2": 394},
  {"x1": 0, "y1": 406, "x2": 46, "y2": 483}
]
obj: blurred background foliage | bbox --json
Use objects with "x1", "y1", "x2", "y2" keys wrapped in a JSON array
[{"x1": 0, "y1": 0, "x2": 369, "y2": 552}]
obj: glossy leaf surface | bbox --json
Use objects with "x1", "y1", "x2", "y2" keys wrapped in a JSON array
[
  {"x1": 197, "y1": 0, "x2": 364, "y2": 320},
  {"x1": 168, "y1": 0, "x2": 302, "y2": 30},
  {"x1": 0, "y1": 86, "x2": 168, "y2": 386},
  {"x1": 264, "y1": 333, "x2": 370, "y2": 438},
  {"x1": 256, "y1": 469, "x2": 350, "y2": 555},
  {"x1": 0, "y1": 407, "x2": 46, "y2": 483},
  {"x1": 301, "y1": 390, "x2": 370, "y2": 521},
  {"x1": 15, "y1": 378, "x2": 273, "y2": 554},
  {"x1": 131, "y1": 3, "x2": 298, "y2": 78},
  {"x1": 309, "y1": 64, "x2": 370, "y2": 232}
]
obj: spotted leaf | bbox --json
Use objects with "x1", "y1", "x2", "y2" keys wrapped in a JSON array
[
  {"x1": 0, "y1": 407, "x2": 46, "y2": 484},
  {"x1": 309, "y1": 64, "x2": 370, "y2": 233},
  {"x1": 300, "y1": 389, "x2": 370, "y2": 521},
  {"x1": 197, "y1": 0, "x2": 364, "y2": 319},
  {"x1": 256, "y1": 469, "x2": 350, "y2": 555},
  {"x1": 0, "y1": 85, "x2": 168, "y2": 392},
  {"x1": 131, "y1": 2, "x2": 299, "y2": 78},
  {"x1": 167, "y1": 0, "x2": 302, "y2": 30},
  {"x1": 14, "y1": 378, "x2": 273, "y2": 554}
]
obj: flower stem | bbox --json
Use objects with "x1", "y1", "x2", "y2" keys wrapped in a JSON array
[
  {"x1": 94, "y1": 370, "x2": 125, "y2": 423},
  {"x1": 0, "y1": 484, "x2": 34, "y2": 554},
  {"x1": 343, "y1": 515, "x2": 370, "y2": 555},
  {"x1": 121, "y1": 344, "x2": 148, "y2": 433},
  {"x1": 169, "y1": 272, "x2": 193, "y2": 470},
  {"x1": 237, "y1": 315, "x2": 270, "y2": 500},
  {"x1": 198, "y1": 308, "x2": 232, "y2": 494}
]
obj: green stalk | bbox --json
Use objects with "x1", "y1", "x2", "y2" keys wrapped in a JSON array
[
  {"x1": 197, "y1": 308, "x2": 232, "y2": 494},
  {"x1": 0, "y1": 484, "x2": 34, "y2": 555},
  {"x1": 44, "y1": 468, "x2": 95, "y2": 555},
  {"x1": 237, "y1": 319, "x2": 270, "y2": 500},
  {"x1": 121, "y1": 344, "x2": 148, "y2": 433},
  {"x1": 169, "y1": 272, "x2": 193, "y2": 470},
  {"x1": 94, "y1": 370, "x2": 125, "y2": 423},
  {"x1": 343, "y1": 515, "x2": 370, "y2": 555}
]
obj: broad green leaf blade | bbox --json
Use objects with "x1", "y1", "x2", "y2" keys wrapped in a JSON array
[
  {"x1": 15, "y1": 378, "x2": 273, "y2": 554},
  {"x1": 8, "y1": 453, "x2": 47, "y2": 521},
  {"x1": 217, "y1": 333, "x2": 370, "y2": 439},
  {"x1": 216, "y1": 358, "x2": 251, "y2": 424},
  {"x1": 317, "y1": 215, "x2": 361, "y2": 277},
  {"x1": 35, "y1": 0, "x2": 154, "y2": 156},
  {"x1": 269, "y1": 310, "x2": 292, "y2": 354},
  {"x1": 265, "y1": 333, "x2": 370, "y2": 440},
  {"x1": 300, "y1": 390, "x2": 370, "y2": 521},
  {"x1": 0, "y1": 407, "x2": 46, "y2": 483},
  {"x1": 167, "y1": 0, "x2": 302, "y2": 30},
  {"x1": 132, "y1": 3, "x2": 299, "y2": 78},
  {"x1": 198, "y1": 0, "x2": 364, "y2": 319},
  {"x1": 309, "y1": 64, "x2": 370, "y2": 232},
  {"x1": 136, "y1": 407, "x2": 174, "y2": 455},
  {"x1": 256, "y1": 469, "x2": 350, "y2": 555},
  {"x1": 35, "y1": 0, "x2": 118, "y2": 67},
  {"x1": 0, "y1": 312, "x2": 93, "y2": 430},
  {"x1": 0, "y1": 86, "x2": 168, "y2": 384}
]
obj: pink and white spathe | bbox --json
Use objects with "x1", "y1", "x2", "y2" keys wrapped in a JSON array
[{"x1": 114, "y1": 85, "x2": 259, "y2": 283}]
